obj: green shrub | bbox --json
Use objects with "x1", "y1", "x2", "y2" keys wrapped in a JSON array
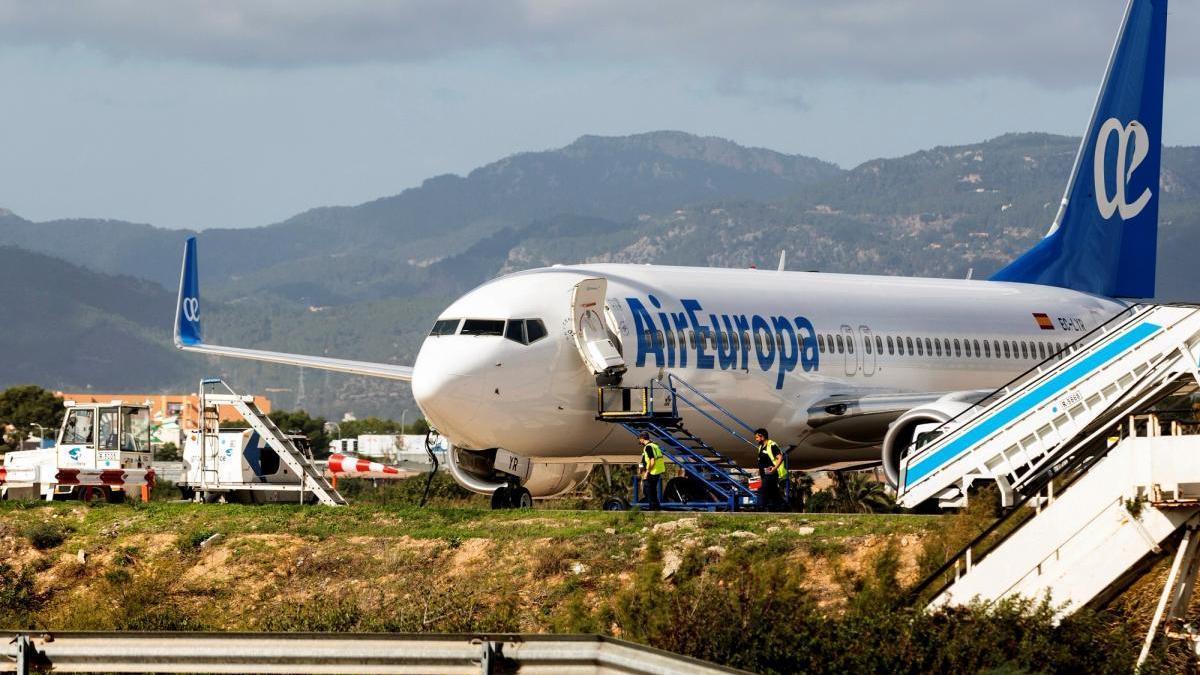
[
  {"x1": 0, "y1": 563, "x2": 41, "y2": 628},
  {"x1": 24, "y1": 521, "x2": 67, "y2": 550}
]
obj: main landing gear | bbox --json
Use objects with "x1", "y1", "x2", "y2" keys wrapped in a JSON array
[{"x1": 490, "y1": 482, "x2": 533, "y2": 509}]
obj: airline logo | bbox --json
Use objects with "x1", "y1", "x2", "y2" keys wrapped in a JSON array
[
  {"x1": 1033, "y1": 313, "x2": 1055, "y2": 330},
  {"x1": 1093, "y1": 118, "x2": 1152, "y2": 221},
  {"x1": 626, "y1": 295, "x2": 818, "y2": 389},
  {"x1": 182, "y1": 296, "x2": 200, "y2": 322}
]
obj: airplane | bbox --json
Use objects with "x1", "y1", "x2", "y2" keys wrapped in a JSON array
[{"x1": 174, "y1": 0, "x2": 1168, "y2": 508}]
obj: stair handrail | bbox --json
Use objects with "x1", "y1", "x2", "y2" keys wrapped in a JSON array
[
  {"x1": 657, "y1": 374, "x2": 758, "y2": 447},
  {"x1": 644, "y1": 422, "x2": 758, "y2": 499}
]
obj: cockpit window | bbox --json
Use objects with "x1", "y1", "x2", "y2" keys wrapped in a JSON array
[
  {"x1": 504, "y1": 318, "x2": 549, "y2": 345},
  {"x1": 525, "y1": 319, "x2": 547, "y2": 343},
  {"x1": 429, "y1": 319, "x2": 460, "y2": 336},
  {"x1": 461, "y1": 319, "x2": 506, "y2": 336}
]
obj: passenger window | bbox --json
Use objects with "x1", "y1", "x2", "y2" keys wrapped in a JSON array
[
  {"x1": 836, "y1": 335, "x2": 844, "y2": 353},
  {"x1": 817, "y1": 334, "x2": 826, "y2": 353},
  {"x1": 847, "y1": 336, "x2": 855, "y2": 354},
  {"x1": 717, "y1": 331, "x2": 728, "y2": 350},
  {"x1": 906, "y1": 337, "x2": 914, "y2": 355},
  {"x1": 429, "y1": 319, "x2": 460, "y2": 336},
  {"x1": 916, "y1": 338, "x2": 924, "y2": 356},
  {"x1": 63, "y1": 409, "x2": 95, "y2": 445},
  {"x1": 964, "y1": 340, "x2": 972, "y2": 358},
  {"x1": 742, "y1": 332, "x2": 751, "y2": 350},
  {"x1": 1003, "y1": 341, "x2": 1012, "y2": 359},
  {"x1": 993, "y1": 340, "x2": 1001, "y2": 358},
  {"x1": 954, "y1": 339, "x2": 961, "y2": 357},
  {"x1": 924, "y1": 338, "x2": 933, "y2": 355},
  {"x1": 984, "y1": 340, "x2": 992, "y2": 358},
  {"x1": 865, "y1": 337, "x2": 873, "y2": 355},
  {"x1": 461, "y1": 319, "x2": 505, "y2": 336},
  {"x1": 887, "y1": 336, "x2": 895, "y2": 355},
  {"x1": 1019, "y1": 342, "x2": 1027, "y2": 359},
  {"x1": 1037, "y1": 342, "x2": 1046, "y2": 360},
  {"x1": 934, "y1": 339, "x2": 942, "y2": 357},
  {"x1": 973, "y1": 339, "x2": 981, "y2": 356},
  {"x1": 690, "y1": 332, "x2": 697, "y2": 349},
  {"x1": 875, "y1": 336, "x2": 883, "y2": 354}
]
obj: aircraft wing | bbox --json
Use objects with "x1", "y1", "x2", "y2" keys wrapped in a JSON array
[{"x1": 172, "y1": 237, "x2": 414, "y2": 382}]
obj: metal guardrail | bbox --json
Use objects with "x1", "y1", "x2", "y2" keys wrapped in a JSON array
[{"x1": 0, "y1": 631, "x2": 747, "y2": 674}]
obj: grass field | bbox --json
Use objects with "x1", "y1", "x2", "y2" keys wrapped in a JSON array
[{"x1": 0, "y1": 495, "x2": 1186, "y2": 673}]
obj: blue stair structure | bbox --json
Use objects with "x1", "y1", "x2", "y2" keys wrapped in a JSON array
[{"x1": 597, "y1": 374, "x2": 768, "y2": 512}]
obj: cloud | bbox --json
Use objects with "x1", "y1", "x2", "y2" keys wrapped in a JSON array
[{"x1": 0, "y1": 0, "x2": 1195, "y2": 85}]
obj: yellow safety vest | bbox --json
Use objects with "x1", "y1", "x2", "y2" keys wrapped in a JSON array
[
  {"x1": 643, "y1": 442, "x2": 666, "y2": 476},
  {"x1": 760, "y1": 440, "x2": 785, "y2": 477}
]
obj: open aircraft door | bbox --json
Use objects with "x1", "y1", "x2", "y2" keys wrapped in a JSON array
[{"x1": 571, "y1": 278, "x2": 627, "y2": 385}]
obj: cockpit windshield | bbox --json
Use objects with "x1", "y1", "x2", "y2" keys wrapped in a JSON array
[
  {"x1": 429, "y1": 319, "x2": 461, "y2": 336},
  {"x1": 429, "y1": 317, "x2": 548, "y2": 345},
  {"x1": 461, "y1": 319, "x2": 506, "y2": 336}
]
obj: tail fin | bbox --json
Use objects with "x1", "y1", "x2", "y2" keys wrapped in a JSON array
[
  {"x1": 174, "y1": 236, "x2": 202, "y2": 347},
  {"x1": 991, "y1": 0, "x2": 1167, "y2": 298}
]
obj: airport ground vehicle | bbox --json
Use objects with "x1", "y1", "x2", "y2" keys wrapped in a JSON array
[{"x1": 1, "y1": 400, "x2": 154, "y2": 501}]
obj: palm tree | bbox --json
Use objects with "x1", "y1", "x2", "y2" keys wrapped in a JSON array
[{"x1": 831, "y1": 471, "x2": 895, "y2": 513}]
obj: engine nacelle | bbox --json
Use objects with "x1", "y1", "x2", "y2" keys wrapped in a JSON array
[
  {"x1": 881, "y1": 396, "x2": 978, "y2": 487},
  {"x1": 445, "y1": 445, "x2": 593, "y2": 499}
]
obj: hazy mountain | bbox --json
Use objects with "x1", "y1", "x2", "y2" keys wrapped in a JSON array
[
  {"x1": 0, "y1": 246, "x2": 189, "y2": 390},
  {"x1": 0, "y1": 131, "x2": 842, "y2": 305}
]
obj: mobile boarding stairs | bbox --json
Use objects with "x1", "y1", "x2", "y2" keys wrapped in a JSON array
[
  {"x1": 597, "y1": 374, "x2": 785, "y2": 512},
  {"x1": 896, "y1": 303, "x2": 1200, "y2": 663},
  {"x1": 183, "y1": 379, "x2": 346, "y2": 506}
]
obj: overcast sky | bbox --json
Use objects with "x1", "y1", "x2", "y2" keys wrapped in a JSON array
[{"x1": 1, "y1": 0, "x2": 1197, "y2": 230}]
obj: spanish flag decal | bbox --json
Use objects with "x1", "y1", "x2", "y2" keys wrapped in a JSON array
[{"x1": 1033, "y1": 313, "x2": 1055, "y2": 330}]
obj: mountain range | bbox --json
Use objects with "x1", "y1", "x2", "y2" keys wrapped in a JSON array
[{"x1": 1, "y1": 130, "x2": 1197, "y2": 418}]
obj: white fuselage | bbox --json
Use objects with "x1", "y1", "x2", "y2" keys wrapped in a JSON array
[{"x1": 411, "y1": 264, "x2": 1125, "y2": 468}]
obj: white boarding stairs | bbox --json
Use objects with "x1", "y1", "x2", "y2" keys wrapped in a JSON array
[
  {"x1": 930, "y1": 417, "x2": 1200, "y2": 664},
  {"x1": 200, "y1": 380, "x2": 346, "y2": 506},
  {"x1": 897, "y1": 304, "x2": 1200, "y2": 510}
]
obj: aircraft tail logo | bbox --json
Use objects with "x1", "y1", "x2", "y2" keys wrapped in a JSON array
[{"x1": 1094, "y1": 118, "x2": 1152, "y2": 221}]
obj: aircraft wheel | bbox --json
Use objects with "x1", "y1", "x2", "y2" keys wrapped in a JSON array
[
  {"x1": 515, "y1": 487, "x2": 533, "y2": 509},
  {"x1": 490, "y1": 486, "x2": 512, "y2": 510}
]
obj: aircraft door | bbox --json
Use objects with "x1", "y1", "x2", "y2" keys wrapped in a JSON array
[
  {"x1": 571, "y1": 278, "x2": 627, "y2": 384},
  {"x1": 840, "y1": 325, "x2": 857, "y2": 376},
  {"x1": 860, "y1": 325, "x2": 876, "y2": 376}
]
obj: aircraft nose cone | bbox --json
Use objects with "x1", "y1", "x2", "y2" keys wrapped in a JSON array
[{"x1": 411, "y1": 348, "x2": 485, "y2": 440}]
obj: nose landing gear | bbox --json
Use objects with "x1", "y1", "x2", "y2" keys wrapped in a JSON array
[{"x1": 490, "y1": 482, "x2": 533, "y2": 509}]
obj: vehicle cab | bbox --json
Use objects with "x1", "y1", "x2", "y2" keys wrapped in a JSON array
[{"x1": 56, "y1": 400, "x2": 153, "y2": 471}]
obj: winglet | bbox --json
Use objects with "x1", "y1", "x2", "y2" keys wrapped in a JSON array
[{"x1": 174, "y1": 236, "x2": 202, "y2": 347}]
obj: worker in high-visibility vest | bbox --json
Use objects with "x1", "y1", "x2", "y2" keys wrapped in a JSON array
[
  {"x1": 638, "y1": 432, "x2": 665, "y2": 510},
  {"x1": 755, "y1": 427, "x2": 786, "y2": 510}
]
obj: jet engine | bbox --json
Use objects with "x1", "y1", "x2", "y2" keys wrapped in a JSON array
[
  {"x1": 445, "y1": 445, "x2": 593, "y2": 499},
  {"x1": 881, "y1": 394, "x2": 982, "y2": 487}
]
